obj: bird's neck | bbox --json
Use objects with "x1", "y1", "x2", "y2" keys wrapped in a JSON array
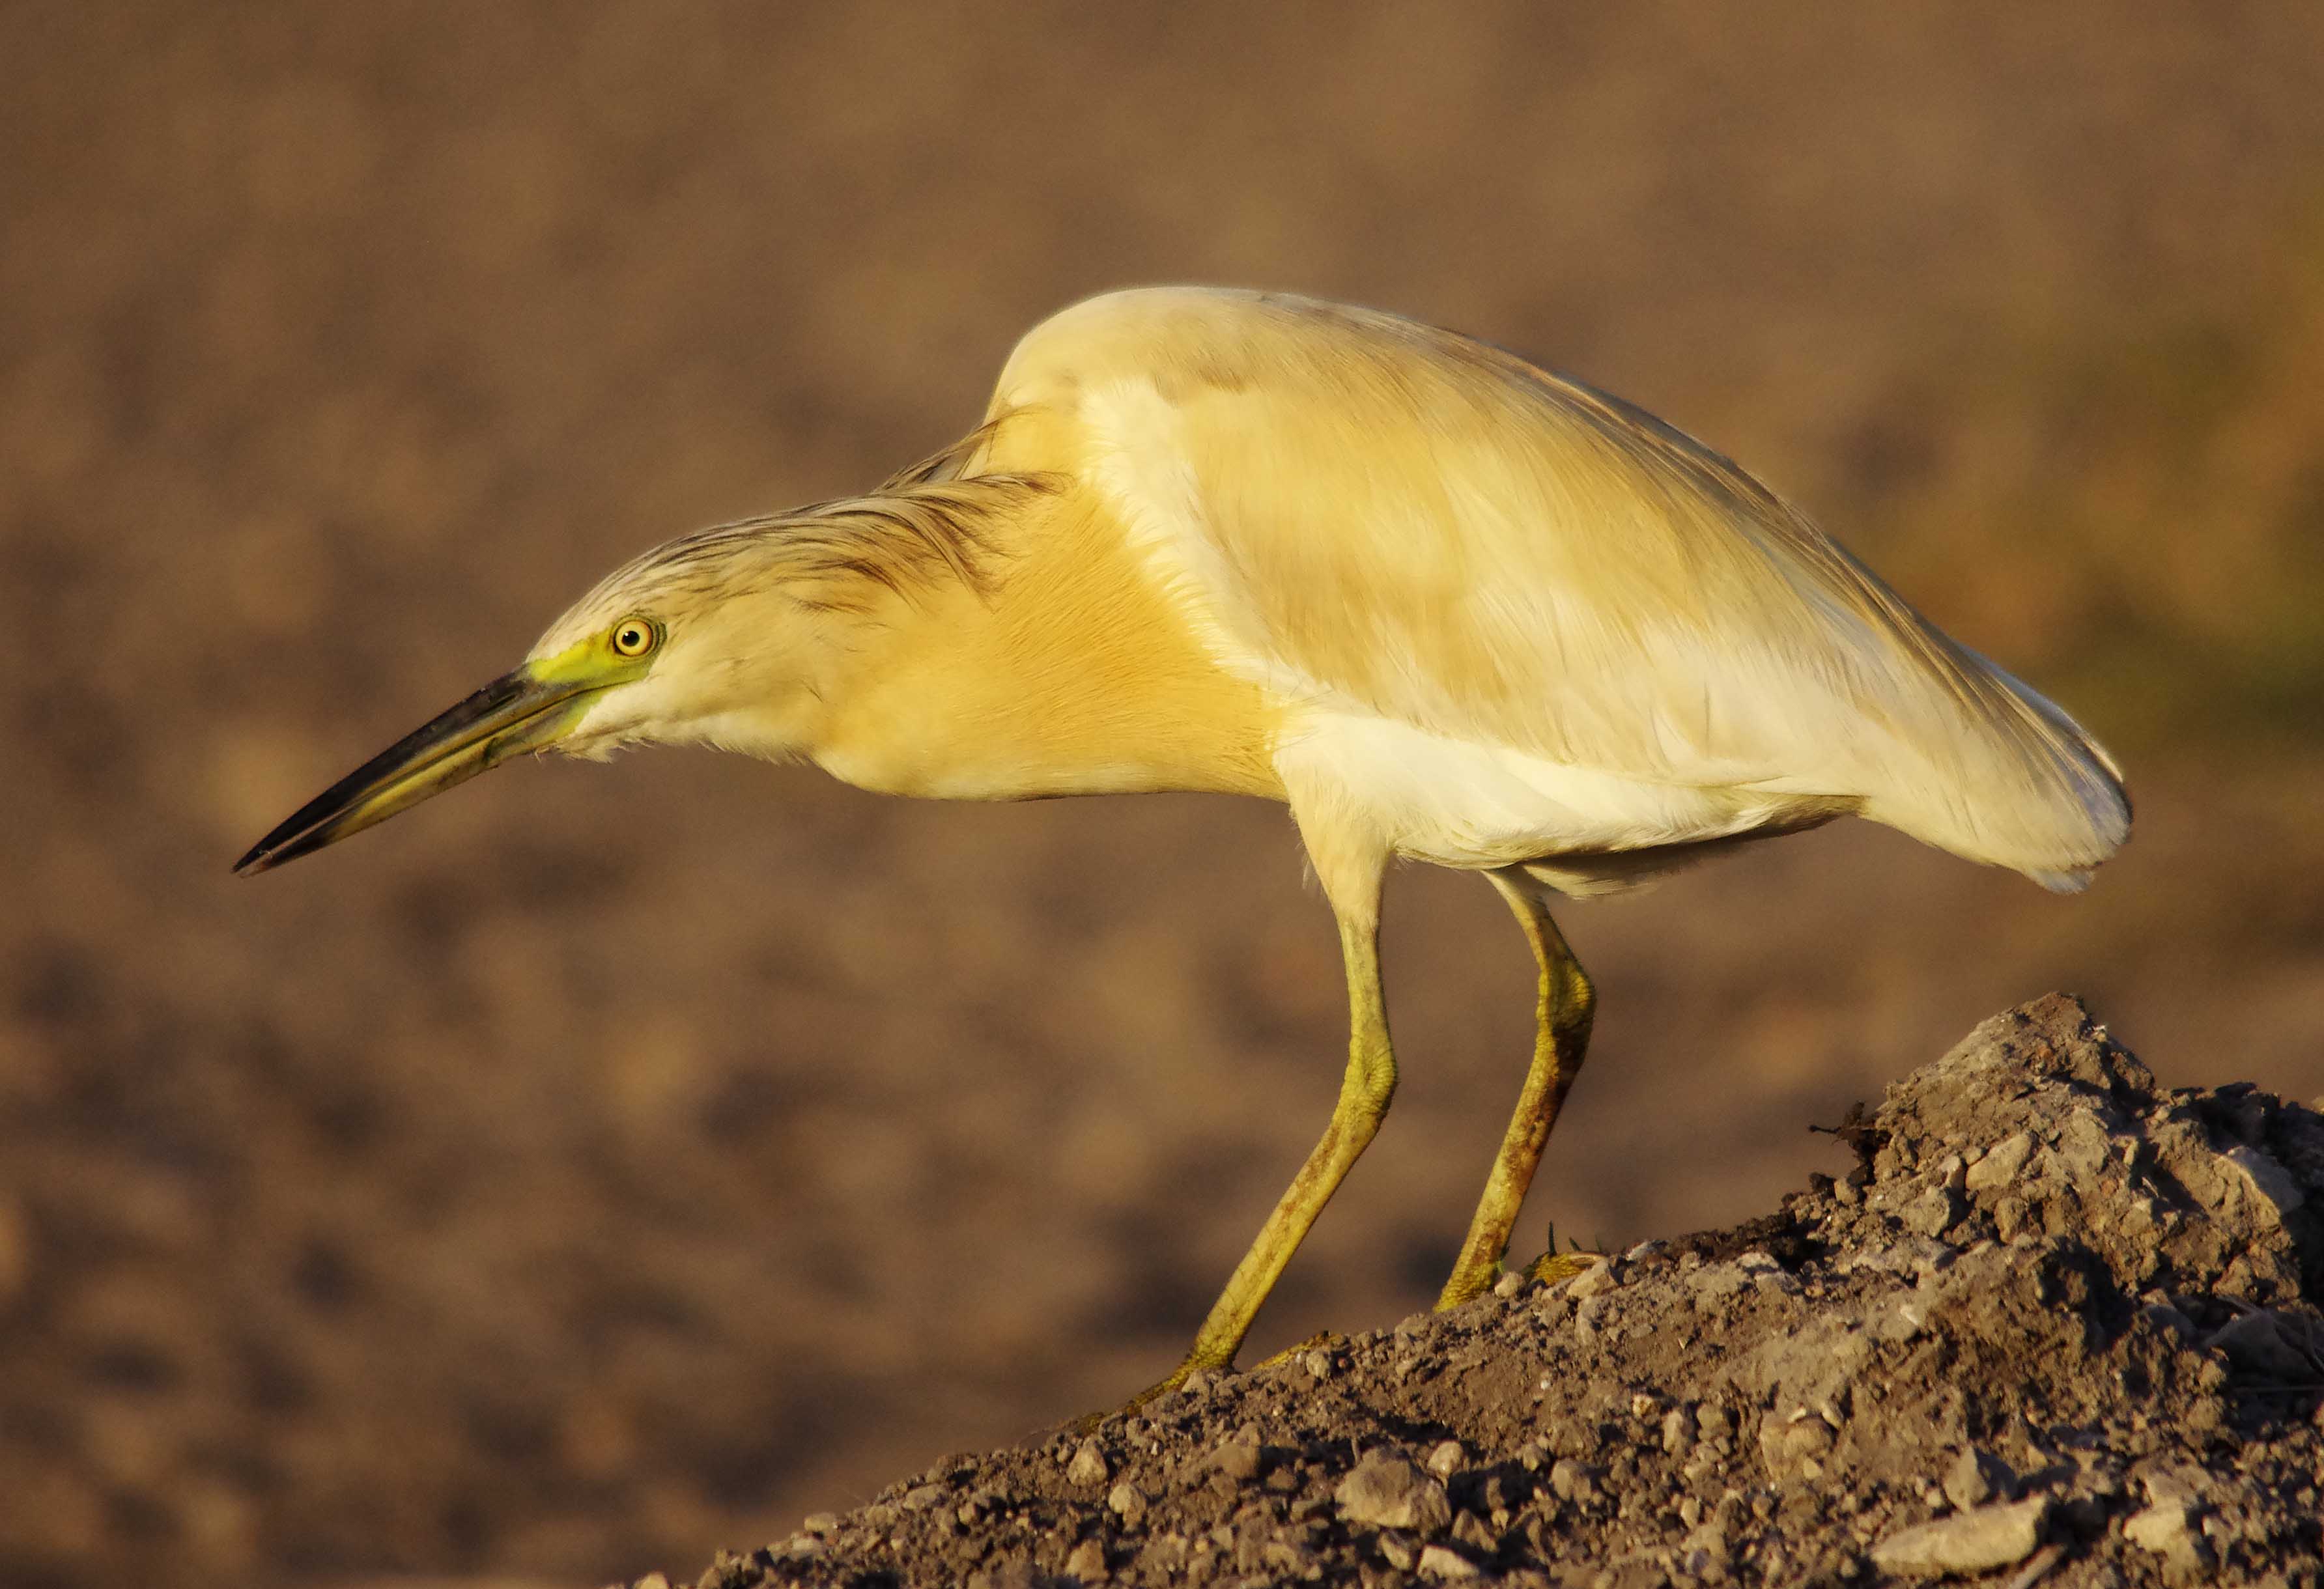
[{"x1": 802, "y1": 490, "x2": 1285, "y2": 803}]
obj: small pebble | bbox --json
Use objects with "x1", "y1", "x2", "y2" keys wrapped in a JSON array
[
  {"x1": 1548, "y1": 1457, "x2": 1603, "y2": 1506},
  {"x1": 1336, "y1": 1450, "x2": 1452, "y2": 1535},
  {"x1": 1418, "y1": 1542, "x2": 1482, "y2": 1579},
  {"x1": 1210, "y1": 1432, "x2": 1262, "y2": 1483},
  {"x1": 2209, "y1": 1310, "x2": 2316, "y2": 1380},
  {"x1": 1966, "y1": 1132, "x2": 2035, "y2": 1193},
  {"x1": 1451, "y1": 1509, "x2": 1496, "y2": 1551},
  {"x1": 1871, "y1": 1497, "x2": 2049, "y2": 1575},
  {"x1": 1262, "y1": 1540, "x2": 1314, "y2": 1572},
  {"x1": 1066, "y1": 1440, "x2": 1110, "y2": 1487},
  {"x1": 1567, "y1": 1260, "x2": 1618, "y2": 1299},
  {"x1": 1106, "y1": 1482, "x2": 1149, "y2": 1525},
  {"x1": 1944, "y1": 1447, "x2": 2015, "y2": 1510},
  {"x1": 2124, "y1": 1499, "x2": 2197, "y2": 1551},
  {"x1": 1903, "y1": 1185, "x2": 1962, "y2": 1238}
]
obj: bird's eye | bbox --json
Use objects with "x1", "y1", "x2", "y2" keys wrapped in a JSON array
[{"x1": 610, "y1": 617, "x2": 659, "y2": 658}]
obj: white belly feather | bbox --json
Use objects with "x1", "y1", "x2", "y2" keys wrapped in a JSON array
[{"x1": 1271, "y1": 706, "x2": 1822, "y2": 875}]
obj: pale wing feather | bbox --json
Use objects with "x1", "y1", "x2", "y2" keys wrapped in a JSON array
[{"x1": 988, "y1": 288, "x2": 2128, "y2": 884}]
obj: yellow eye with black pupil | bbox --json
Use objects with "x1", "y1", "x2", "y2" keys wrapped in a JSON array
[{"x1": 611, "y1": 619, "x2": 657, "y2": 657}]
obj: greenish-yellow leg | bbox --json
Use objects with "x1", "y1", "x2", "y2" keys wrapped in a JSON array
[
  {"x1": 1125, "y1": 912, "x2": 1397, "y2": 1409},
  {"x1": 1436, "y1": 868, "x2": 1596, "y2": 1308}
]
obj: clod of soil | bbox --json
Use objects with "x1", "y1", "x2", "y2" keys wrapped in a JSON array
[{"x1": 632, "y1": 996, "x2": 2324, "y2": 1588}]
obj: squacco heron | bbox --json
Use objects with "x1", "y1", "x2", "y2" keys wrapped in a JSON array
[{"x1": 238, "y1": 288, "x2": 2128, "y2": 1403}]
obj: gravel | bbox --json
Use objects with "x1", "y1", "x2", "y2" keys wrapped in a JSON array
[{"x1": 623, "y1": 995, "x2": 2324, "y2": 1588}]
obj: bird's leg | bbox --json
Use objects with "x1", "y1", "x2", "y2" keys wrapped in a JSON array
[
  {"x1": 1437, "y1": 867, "x2": 1596, "y2": 1308},
  {"x1": 1122, "y1": 906, "x2": 1396, "y2": 1411}
]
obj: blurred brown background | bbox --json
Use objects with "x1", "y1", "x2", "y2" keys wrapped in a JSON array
[{"x1": 5, "y1": 5, "x2": 2321, "y2": 1586}]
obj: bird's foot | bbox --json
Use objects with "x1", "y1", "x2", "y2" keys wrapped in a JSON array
[
  {"x1": 1072, "y1": 1348, "x2": 1240, "y2": 1435},
  {"x1": 1441, "y1": 1239, "x2": 1607, "y2": 1309},
  {"x1": 1519, "y1": 1219, "x2": 1608, "y2": 1286},
  {"x1": 1524, "y1": 1248, "x2": 1603, "y2": 1284},
  {"x1": 1253, "y1": 1330, "x2": 1335, "y2": 1371}
]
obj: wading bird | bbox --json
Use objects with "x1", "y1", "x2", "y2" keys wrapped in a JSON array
[{"x1": 238, "y1": 287, "x2": 2128, "y2": 1403}]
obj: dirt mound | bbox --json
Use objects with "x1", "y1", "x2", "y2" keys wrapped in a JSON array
[{"x1": 640, "y1": 996, "x2": 2324, "y2": 1588}]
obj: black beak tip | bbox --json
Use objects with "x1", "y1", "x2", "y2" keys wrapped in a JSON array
[
  {"x1": 235, "y1": 815, "x2": 319, "y2": 877},
  {"x1": 226, "y1": 664, "x2": 576, "y2": 883},
  {"x1": 234, "y1": 821, "x2": 326, "y2": 877}
]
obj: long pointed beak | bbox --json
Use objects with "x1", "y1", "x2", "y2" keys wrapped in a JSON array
[{"x1": 234, "y1": 663, "x2": 606, "y2": 876}]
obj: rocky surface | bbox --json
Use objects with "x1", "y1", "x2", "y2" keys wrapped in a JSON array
[{"x1": 629, "y1": 997, "x2": 2324, "y2": 1588}]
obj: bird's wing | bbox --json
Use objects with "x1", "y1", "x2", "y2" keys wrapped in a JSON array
[{"x1": 984, "y1": 288, "x2": 2127, "y2": 884}]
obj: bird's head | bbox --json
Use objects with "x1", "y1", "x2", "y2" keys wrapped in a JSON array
[{"x1": 233, "y1": 527, "x2": 834, "y2": 877}]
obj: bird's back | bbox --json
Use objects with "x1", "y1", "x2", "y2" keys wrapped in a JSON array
[{"x1": 974, "y1": 288, "x2": 2128, "y2": 890}]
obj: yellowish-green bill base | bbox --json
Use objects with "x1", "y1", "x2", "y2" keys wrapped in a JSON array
[{"x1": 233, "y1": 640, "x2": 648, "y2": 875}]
